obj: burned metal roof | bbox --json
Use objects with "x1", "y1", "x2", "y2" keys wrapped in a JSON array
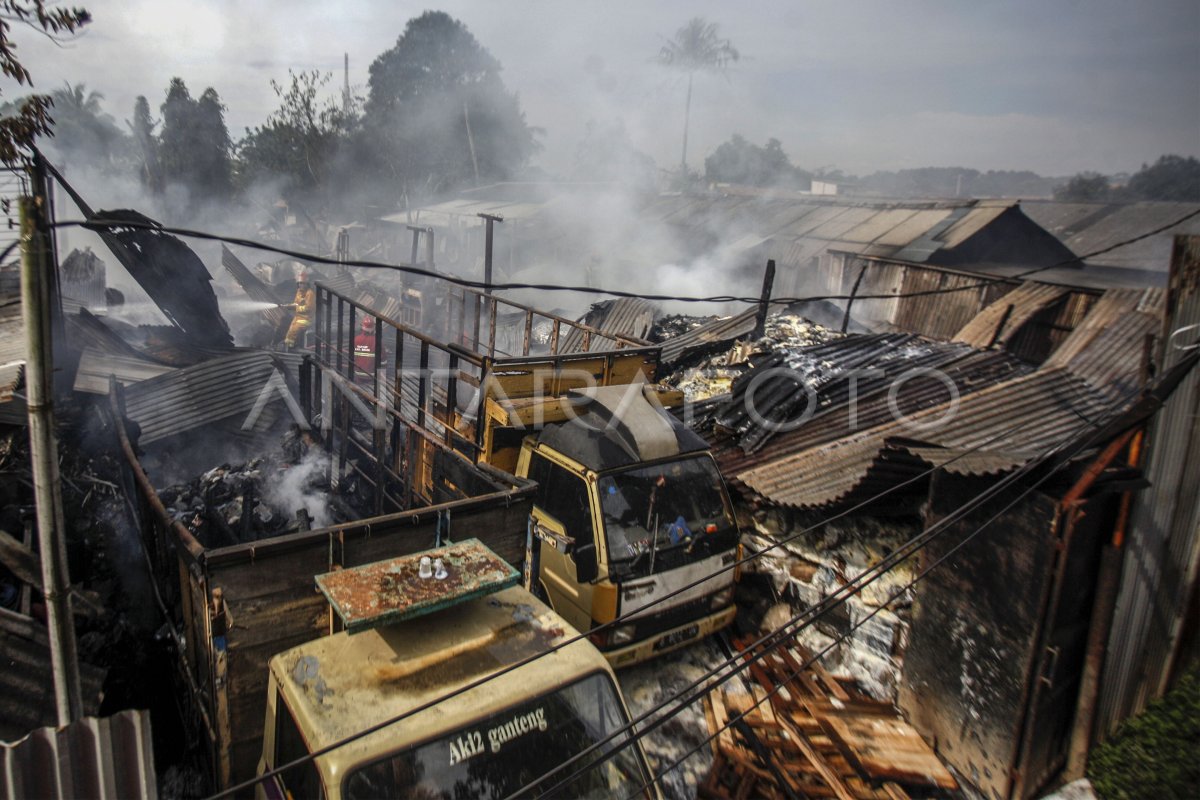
[
  {"x1": 953, "y1": 282, "x2": 1071, "y2": 348},
  {"x1": 735, "y1": 368, "x2": 1112, "y2": 509},
  {"x1": 657, "y1": 308, "x2": 758, "y2": 367},
  {"x1": 1044, "y1": 287, "x2": 1166, "y2": 400},
  {"x1": 559, "y1": 297, "x2": 657, "y2": 353},
  {"x1": 0, "y1": 170, "x2": 25, "y2": 404},
  {"x1": 120, "y1": 349, "x2": 303, "y2": 444}
]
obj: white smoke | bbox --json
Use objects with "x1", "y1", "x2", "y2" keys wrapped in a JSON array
[{"x1": 263, "y1": 448, "x2": 332, "y2": 529}]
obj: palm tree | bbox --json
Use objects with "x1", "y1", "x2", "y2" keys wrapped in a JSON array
[{"x1": 657, "y1": 18, "x2": 739, "y2": 174}]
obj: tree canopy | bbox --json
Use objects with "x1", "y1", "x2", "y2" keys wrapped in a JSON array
[
  {"x1": 158, "y1": 78, "x2": 233, "y2": 205},
  {"x1": 0, "y1": 1, "x2": 91, "y2": 165},
  {"x1": 657, "y1": 17, "x2": 739, "y2": 174},
  {"x1": 362, "y1": 11, "x2": 538, "y2": 200},
  {"x1": 1054, "y1": 156, "x2": 1200, "y2": 203},
  {"x1": 705, "y1": 135, "x2": 803, "y2": 188}
]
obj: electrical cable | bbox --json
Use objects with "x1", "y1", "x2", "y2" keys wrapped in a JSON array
[
  {"x1": 204, "y1": 392, "x2": 1066, "y2": 800},
  {"x1": 521, "y1": 349, "x2": 1200, "y2": 797},
  {"x1": 528, "y1": 374, "x2": 1154, "y2": 800},
  {"x1": 49, "y1": 205, "x2": 1199, "y2": 309}
]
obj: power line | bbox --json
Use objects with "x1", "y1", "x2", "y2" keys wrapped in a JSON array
[
  {"x1": 533, "y1": 375, "x2": 1156, "y2": 800},
  {"x1": 205, "y1": 397, "x2": 1067, "y2": 800},
  {"x1": 538, "y1": 346, "x2": 1200, "y2": 797},
  {"x1": 50, "y1": 205, "x2": 1200, "y2": 310}
]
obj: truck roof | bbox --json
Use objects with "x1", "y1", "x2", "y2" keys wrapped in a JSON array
[
  {"x1": 537, "y1": 385, "x2": 710, "y2": 471},
  {"x1": 269, "y1": 585, "x2": 615, "y2": 784}
]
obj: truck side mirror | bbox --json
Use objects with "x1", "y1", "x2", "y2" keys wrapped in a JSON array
[{"x1": 574, "y1": 542, "x2": 598, "y2": 583}]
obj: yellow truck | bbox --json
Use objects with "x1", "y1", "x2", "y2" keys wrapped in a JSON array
[
  {"x1": 255, "y1": 541, "x2": 659, "y2": 799},
  {"x1": 307, "y1": 285, "x2": 741, "y2": 669}
]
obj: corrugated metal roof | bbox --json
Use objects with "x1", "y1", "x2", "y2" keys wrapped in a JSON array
[
  {"x1": 0, "y1": 609, "x2": 105, "y2": 743},
  {"x1": 560, "y1": 297, "x2": 656, "y2": 353},
  {"x1": 73, "y1": 346, "x2": 176, "y2": 395},
  {"x1": 1044, "y1": 287, "x2": 1166, "y2": 398},
  {"x1": 937, "y1": 203, "x2": 1012, "y2": 248},
  {"x1": 736, "y1": 369, "x2": 1112, "y2": 509},
  {"x1": 658, "y1": 308, "x2": 758, "y2": 366},
  {"x1": 1022, "y1": 200, "x2": 1200, "y2": 273},
  {"x1": 0, "y1": 709, "x2": 156, "y2": 800},
  {"x1": 953, "y1": 283, "x2": 1069, "y2": 348},
  {"x1": 121, "y1": 350, "x2": 303, "y2": 444}
]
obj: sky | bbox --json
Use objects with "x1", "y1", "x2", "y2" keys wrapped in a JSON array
[{"x1": 9, "y1": 0, "x2": 1200, "y2": 178}]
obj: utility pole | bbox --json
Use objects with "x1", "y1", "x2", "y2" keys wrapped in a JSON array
[{"x1": 20, "y1": 188, "x2": 83, "y2": 725}]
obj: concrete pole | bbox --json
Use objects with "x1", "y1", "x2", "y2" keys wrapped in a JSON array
[{"x1": 20, "y1": 194, "x2": 83, "y2": 725}]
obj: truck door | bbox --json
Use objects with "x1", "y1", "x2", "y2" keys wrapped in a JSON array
[{"x1": 526, "y1": 451, "x2": 598, "y2": 634}]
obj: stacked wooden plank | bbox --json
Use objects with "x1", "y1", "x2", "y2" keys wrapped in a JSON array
[{"x1": 699, "y1": 635, "x2": 957, "y2": 800}]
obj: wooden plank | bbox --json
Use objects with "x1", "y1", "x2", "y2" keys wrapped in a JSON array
[
  {"x1": 778, "y1": 716, "x2": 858, "y2": 800},
  {"x1": 816, "y1": 713, "x2": 958, "y2": 790}
]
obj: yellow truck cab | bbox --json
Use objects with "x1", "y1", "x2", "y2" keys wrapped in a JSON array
[
  {"x1": 517, "y1": 385, "x2": 740, "y2": 668},
  {"x1": 256, "y1": 542, "x2": 659, "y2": 800}
]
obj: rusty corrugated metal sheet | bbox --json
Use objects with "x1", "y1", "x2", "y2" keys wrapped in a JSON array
[
  {"x1": 736, "y1": 369, "x2": 1111, "y2": 509},
  {"x1": 121, "y1": 349, "x2": 303, "y2": 444},
  {"x1": 712, "y1": 345, "x2": 1030, "y2": 482},
  {"x1": 0, "y1": 709, "x2": 156, "y2": 800},
  {"x1": 658, "y1": 308, "x2": 757, "y2": 366},
  {"x1": 0, "y1": 609, "x2": 106, "y2": 743},
  {"x1": 1044, "y1": 287, "x2": 1166, "y2": 398},
  {"x1": 1097, "y1": 235, "x2": 1200, "y2": 737},
  {"x1": 560, "y1": 297, "x2": 656, "y2": 353},
  {"x1": 953, "y1": 283, "x2": 1069, "y2": 348}
]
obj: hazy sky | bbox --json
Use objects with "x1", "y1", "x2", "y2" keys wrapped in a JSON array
[{"x1": 12, "y1": 0, "x2": 1200, "y2": 177}]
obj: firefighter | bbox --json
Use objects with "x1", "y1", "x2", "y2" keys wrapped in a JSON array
[
  {"x1": 284, "y1": 271, "x2": 315, "y2": 348},
  {"x1": 354, "y1": 315, "x2": 380, "y2": 385}
]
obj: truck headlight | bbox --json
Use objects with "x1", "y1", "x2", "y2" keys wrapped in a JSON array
[
  {"x1": 610, "y1": 624, "x2": 636, "y2": 646},
  {"x1": 710, "y1": 586, "x2": 734, "y2": 610}
]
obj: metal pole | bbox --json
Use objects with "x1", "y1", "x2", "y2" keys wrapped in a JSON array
[
  {"x1": 20, "y1": 194, "x2": 83, "y2": 725},
  {"x1": 475, "y1": 214, "x2": 503, "y2": 350},
  {"x1": 753, "y1": 259, "x2": 776, "y2": 340}
]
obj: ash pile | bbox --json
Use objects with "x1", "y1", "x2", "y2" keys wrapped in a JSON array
[{"x1": 157, "y1": 432, "x2": 349, "y2": 548}]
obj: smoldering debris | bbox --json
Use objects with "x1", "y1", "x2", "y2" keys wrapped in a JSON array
[
  {"x1": 743, "y1": 508, "x2": 920, "y2": 702},
  {"x1": 158, "y1": 439, "x2": 342, "y2": 547},
  {"x1": 662, "y1": 312, "x2": 838, "y2": 402}
]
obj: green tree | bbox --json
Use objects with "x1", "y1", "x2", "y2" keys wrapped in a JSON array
[
  {"x1": 705, "y1": 134, "x2": 801, "y2": 187},
  {"x1": 127, "y1": 95, "x2": 161, "y2": 192},
  {"x1": 0, "y1": 1, "x2": 91, "y2": 165},
  {"x1": 1054, "y1": 172, "x2": 1112, "y2": 202},
  {"x1": 362, "y1": 11, "x2": 539, "y2": 201},
  {"x1": 158, "y1": 78, "x2": 233, "y2": 205},
  {"x1": 656, "y1": 17, "x2": 739, "y2": 175},
  {"x1": 194, "y1": 87, "x2": 232, "y2": 200},
  {"x1": 237, "y1": 69, "x2": 354, "y2": 204},
  {"x1": 44, "y1": 82, "x2": 125, "y2": 168},
  {"x1": 1124, "y1": 154, "x2": 1200, "y2": 202}
]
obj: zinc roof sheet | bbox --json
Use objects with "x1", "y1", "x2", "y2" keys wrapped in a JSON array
[
  {"x1": 953, "y1": 283, "x2": 1069, "y2": 348},
  {"x1": 736, "y1": 368, "x2": 1112, "y2": 509},
  {"x1": 121, "y1": 350, "x2": 303, "y2": 444}
]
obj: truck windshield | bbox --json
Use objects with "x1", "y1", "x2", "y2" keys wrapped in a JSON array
[
  {"x1": 600, "y1": 455, "x2": 736, "y2": 579},
  {"x1": 343, "y1": 672, "x2": 652, "y2": 799}
]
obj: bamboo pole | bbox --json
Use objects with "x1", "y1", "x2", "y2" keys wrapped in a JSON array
[{"x1": 20, "y1": 193, "x2": 83, "y2": 725}]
